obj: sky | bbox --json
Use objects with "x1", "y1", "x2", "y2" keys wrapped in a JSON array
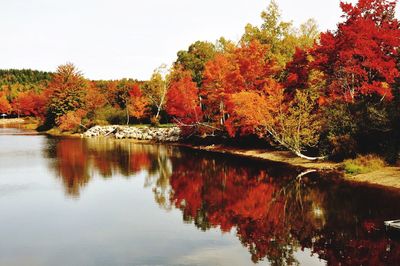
[{"x1": 0, "y1": 0, "x2": 394, "y2": 80}]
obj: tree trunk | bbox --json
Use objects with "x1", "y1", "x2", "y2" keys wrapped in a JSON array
[
  {"x1": 265, "y1": 128, "x2": 326, "y2": 161},
  {"x1": 155, "y1": 85, "x2": 167, "y2": 119},
  {"x1": 294, "y1": 150, "x2": 327, "y2": 161},
  {"x1": 296, "y1": 169, "x2": 317, "y2": 180},
  {"x1": 126, "y1": 107, "x2": 130, "y2": 125}
]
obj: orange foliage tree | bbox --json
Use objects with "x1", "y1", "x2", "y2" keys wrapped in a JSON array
[
  {"x1": 58, "y1": 109, "x2": 87, "y2": 132},
  {"x1": 127, "y1": 84, "x2": 149, "y2": 120},
  {"x1": 202, "y1": 40, "x2": 278, "y2": 127},
  {"x1": 166, "y1": 69, "x2": 203, "y2": 134},
  {"x1": 11, "y1": 90, "x2": 48, "y2": 119},
  {"x1": 85, "y1": 83, "x2": 107, "y2": 111},
  {"x1": 46, "y1": 63, "x2": 87, "y2": 126},
  {"x1": 225, "y1": 78, "x2": 284, "y2": 137},
  {"x1": 0, "y1": 92, "x2": 11, "y2": 114}
]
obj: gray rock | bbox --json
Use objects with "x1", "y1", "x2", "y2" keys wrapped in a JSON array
[{"x1": 83, "y1": 125, "x2": 181, "y2": 142}]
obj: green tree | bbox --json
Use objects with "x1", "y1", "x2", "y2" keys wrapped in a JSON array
[
  {"x1": 142, "y1": 65, "x2": 169, "y2": 122},
  {"x1": 113, "y1": 79, "x2": 139, "y2": 125},
  {"x1": 175, "y1": 41, "x2": 217, "y2": 87},
  {"x1": 241, "y1": 0, "x2": 319, "y2": 69}
]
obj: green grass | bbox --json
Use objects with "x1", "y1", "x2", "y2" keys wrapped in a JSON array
[
  {"x1": 343, "y1": 154, "x2": 386, "y2": 175},
  {"x1": 130, "y1": 123, "x2": 176, "y2": 128},
  {"x1": 157, "y1": 123, "x2": 176, "y2": 128}
]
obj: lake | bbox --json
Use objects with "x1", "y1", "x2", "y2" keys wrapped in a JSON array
[{"x1": 0, "y1": 127, "x2": 400, "y2": 265}]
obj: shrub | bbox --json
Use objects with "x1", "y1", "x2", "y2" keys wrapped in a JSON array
[
  {"x1": 94, "y1": 105, "x2": 126, "y2": 125},
  {"x1": 320, "y1": 102, "x2": 358, "y2": 160},
  {"x1": 150, "y1": 116, "x2": 160, "y2": 127},
  {"x1": 343, "y1": 154, "x2": 386, "y2": 175},
  {"x1": 58, "y1": 109, "x2": 87, "y2": 132}
]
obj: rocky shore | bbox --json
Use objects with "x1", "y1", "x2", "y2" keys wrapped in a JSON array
[{"x1": 83, "y1": 125, "x2": 181, "y2": 142}]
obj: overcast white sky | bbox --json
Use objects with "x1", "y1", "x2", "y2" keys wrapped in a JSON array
[{"x1": 0, "y1": 0, "x2": 395, "y2": 80}]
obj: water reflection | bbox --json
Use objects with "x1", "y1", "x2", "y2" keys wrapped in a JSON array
[
  {"x1": 45, "y1": 138, "x2": 176, "y2": 198},
  {"x1": 45, "y1": 137, "x2": 400, "y2": 265}
]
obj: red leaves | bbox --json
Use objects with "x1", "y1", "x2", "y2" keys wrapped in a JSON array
[
  {"x1": 166, "y1": 70, "x2": 202, "y2": 127},
  {"x1": 128, "y1": 84, "x2": 143, "y2": 98},
  {"x1": 284, "y1": 48, "x2": 310, "y2": 95},
  {"x1": 340, "y1": 0, "x2": 397, "y2": 25},
  {"x1": 12, "y1": 91, "x2": 48, "y2": 118},
  {"x1": 311, "y1": 0, "x2": 400, "y2": 102}
]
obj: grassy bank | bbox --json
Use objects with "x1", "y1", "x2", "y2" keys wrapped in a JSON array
[
  {"x1": 44, "y1": 127, "x2": 82, "y2": 138},
  {"x1": 341, "y1": 155, "x2": 400, "y2": 190}
]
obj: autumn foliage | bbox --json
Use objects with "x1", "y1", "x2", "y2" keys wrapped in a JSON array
[
  {"x1": 166, "y1": 69, "x2": 202, "y2": 126},
  {"x1": 12, "y1": 91, "x2": 48, "y2": 118},
  {"x1": 127, "y1": 84, "x2": 149, "y2": 120},
  {"x1": 1, "y1": 0, "x2": 400, "y2": 160},
  {"x1": 163, "y1": 0, "x2": 400, "y2": 160},
  {"x1": 0, "y1": 92, "x2": 11, "y2": 114},
  {"x1": 201, "y1": 40, "x2": 278, "y2": 125},
  {"x1": 312, "y1": 0, "x2": 400, "y2": 101}
]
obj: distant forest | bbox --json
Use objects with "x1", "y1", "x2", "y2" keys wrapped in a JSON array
[{"x1": 0, "y1": 69, "x2": 53, "y2": 85}]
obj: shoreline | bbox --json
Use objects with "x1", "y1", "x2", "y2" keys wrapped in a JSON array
[
  {"x1": 79, "y1": 134, "x2": 400, "y2": 192},
  {"x1": 61, "y1": 129, "x2": 400, "y2": 191},
  {"x1": 0, "y1": 118, "x2": 25, "y2": 125},
  {"x1": 4, "y1": 120, "x2": 399, "y2": 191},
  {"x1": 181, "y1": 144, "x2": 340, "y2": 170},
  {"x1": 180, "y1": 143, "x2": 400, "y2": 191}
]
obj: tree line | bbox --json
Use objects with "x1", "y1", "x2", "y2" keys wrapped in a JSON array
[{"x1": 1, "y1": 0, "x2": 400, "y2": 162}]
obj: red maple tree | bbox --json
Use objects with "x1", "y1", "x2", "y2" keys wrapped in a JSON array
[
  {"x1": 312, "y1": 0, "x2": 400, "y2": 101},
  {"x1": 166, "y1": 69, "x2": 202, "y2": 128}
]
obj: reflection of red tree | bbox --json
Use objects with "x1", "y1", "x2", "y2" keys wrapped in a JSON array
[
  {"x1": 170, "y1": 166, "x2": 204, "y2": 219},
  {"x1": 52, "y1": 139, "x2": 157, "y2": 196},
  {"x1": 168, "y1": 157, "x2": 400, "y2": 264},
  {"x1": 169, "y1": 158, "x2": 290, "y2": 262},
  {"x1": 129, "y1": 152, "x2": 151, "y2": 173},
  {"x1": 56, "y1": 139, "x2": 89, "y2": 196},
  {"x1": 310, "y1": 228, "x2": 400, "y2": 265},
  {"x1": 86, "y1": 142, "x2": 152, "y2": 177},
  {"x1": 93, "y1": 157, "x2": 113, "y2": 177},
  {"x1": 50, "y1": 138, "x2": 400, "y2": 264}
]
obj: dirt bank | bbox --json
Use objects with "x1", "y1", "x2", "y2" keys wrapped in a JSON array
[
  {"x1": 182, "y1": 144, "x2": 338, "y2": 170},
  {"x1": 345, "y1": 167, "x2": 400, "y2": 190},
  {"x1": 181, "y1": 144, "x2": 400, "y2": 191}
]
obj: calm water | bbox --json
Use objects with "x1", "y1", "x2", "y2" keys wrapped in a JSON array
[{"x1": 0, "y1": 127, "x2": 400, "y2": 266}]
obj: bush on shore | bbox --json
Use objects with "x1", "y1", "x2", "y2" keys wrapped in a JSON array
[{"x1": 343, "y1": 154, "x2": 386, "y2": 175}]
